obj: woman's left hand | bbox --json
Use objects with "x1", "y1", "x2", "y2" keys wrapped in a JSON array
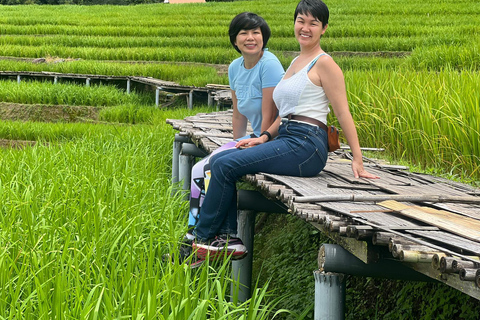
[
  {"x1": 352, "y1": 160, "x2": 380, "y2": 179},
  {"x1": 235, "y1": 136, "x2": 267, "y2": 149}
]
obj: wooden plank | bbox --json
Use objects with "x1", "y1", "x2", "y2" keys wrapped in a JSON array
[
  {"x1": 407, "y1": 230, "x2": 480, "y2": 256},
  {"x1": 430, "y1": 202, "x2": 480, "y2": 220},
  {"x1": 379, "y1": 200, "x2": 480, "y2": 242},
  {"x1": 320, "y1": 202, "x2": 428, "y2": 227}
]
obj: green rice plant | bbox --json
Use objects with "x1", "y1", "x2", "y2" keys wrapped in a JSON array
[
  {"x1": 0, "y1": 44, "x2": 238, "y2": 64},
  {"x1": 99, "y1": 104, "x2": 164, "y2": 124},
  {"x1": 0, "y1": 60, "x2": 227, "y2": 87},
  {"x1": 0, "y1": 34, "x2": 232, "y2": 50},
  {"x1": 0, "y1": 80, "x2": 153, "y2": 107},
  {"x1": 409, "y1": 42, "x2": 480, "y2": 70},
  {"x1": 0, "y1": 0, "x2": 478, "y2": 71},
  {"x1": 346, "y1": 68, "x2": 480, "y2": 180},
  {"x1": 0, "y1": 107, "x2": 287, "y2": 318}
]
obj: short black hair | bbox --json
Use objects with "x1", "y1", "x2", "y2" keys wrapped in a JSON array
[
  {"x1": 229, "y1": 12, "x2": 271, "y2": 53},
  {"x1": 294, "y1": 0, "x2": 329, "y2": 28}
]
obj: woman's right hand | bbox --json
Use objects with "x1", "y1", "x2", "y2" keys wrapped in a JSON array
[{"x1": 235, "y1": 136, "x2": 268, "y2": 149}]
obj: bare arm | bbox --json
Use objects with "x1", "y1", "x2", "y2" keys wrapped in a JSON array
[
  {"x1": 235, "y1": 86, "x2": 280, "y2": 148},
  {"x1": 231, "y1": 90, "x2": 248, "y2": 140},
  {"x1": 260, "y1": 87, "x2": 278, "y2": 133},
  {"x1": 235, "y1": 116, "x2": 281, "y2": 148},
  {"x1": 316, "y1": 57, "x2": 378, "y2": 179}
]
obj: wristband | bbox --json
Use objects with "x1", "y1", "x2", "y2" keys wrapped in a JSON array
[{"x1": 260, "y1": 131, "x2": 272, "y2": 141}]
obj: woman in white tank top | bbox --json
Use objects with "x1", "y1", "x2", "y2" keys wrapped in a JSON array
[
  {"x1": 237, "y1": 0, "x2": 378, "y2": 180},
  {"x1": 191, "y1": 0, "x2": 378, "y2": 258}
]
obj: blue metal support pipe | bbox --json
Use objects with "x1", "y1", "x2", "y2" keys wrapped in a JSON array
[
  {"x1": 232, "y1": 210, "x2": 256, "y2": 303},
  {"x1": 314, "y1": 271, "x2": 346, "y2": 320},
  {"x1": 172, "y1": 134, "x2": 192, "y2": 195}
]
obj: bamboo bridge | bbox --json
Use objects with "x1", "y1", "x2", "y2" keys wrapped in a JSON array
[
  {"x1": 167, "y1": 109, "x2": 480, "y2": 319},
  {"x1": 0, "y1": 71, "x2": 230, "y2": 109}
]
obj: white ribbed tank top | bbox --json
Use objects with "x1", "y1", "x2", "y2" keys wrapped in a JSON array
[{"x1": 273, "y1": 53, "x2": 330, "y2": 125}]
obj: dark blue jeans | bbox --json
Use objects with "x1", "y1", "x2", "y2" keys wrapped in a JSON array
[{"x1": 193, "y1": 120, "x2": 328, "y2": 241}]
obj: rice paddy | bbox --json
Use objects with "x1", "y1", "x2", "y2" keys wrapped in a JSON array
[{"x1": 0, "y1": 0, "x2": 479, "y2": 318}]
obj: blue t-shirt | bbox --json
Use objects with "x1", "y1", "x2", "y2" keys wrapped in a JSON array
[{"x1": 228, "y1": 50, "x2": 285, "y2": 137}]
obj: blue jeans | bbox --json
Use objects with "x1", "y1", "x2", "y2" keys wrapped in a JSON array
[{"x1": 193, "y1": 120, "x2": 329, "y2": 241}]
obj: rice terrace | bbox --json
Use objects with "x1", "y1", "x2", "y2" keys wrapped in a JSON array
[{"x1": 0, "y1": 0, "x2": 479, "y2": 318}]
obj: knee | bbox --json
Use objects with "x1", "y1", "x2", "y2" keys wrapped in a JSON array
[{"x1": 210, "y1": 154, "x2": 237, "y2": 178}]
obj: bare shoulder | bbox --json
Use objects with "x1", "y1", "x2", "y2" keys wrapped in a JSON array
[
  {"x1": 312, "y1": 54, "x2": 344, "y2": 87},
  {"x1": 314, "y1": 54, "x2": 343, "y2": 76}
]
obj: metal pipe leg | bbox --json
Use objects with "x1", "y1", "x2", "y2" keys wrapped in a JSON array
[
  {"x1": 232, "y1": 209, "x2": 256, "y2": 303},
  {"x1": 314, "y1": 271, "x2": 346, "y2": 320},
  {"x1": 155, "y1": 87, "x2": 160, "y2": 107},
  {"x1": 172, "y1": 140, "x2": 181, "y2": 185},
  {"x1": 188, "y1": 90, "x2": 193, "y2": 109},
  {"x1": 178, "y1": 154, "x2": 193, "y2": 199}
]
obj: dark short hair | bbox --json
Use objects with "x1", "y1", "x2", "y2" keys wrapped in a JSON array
[
  {"x1": 294, "y1": 0, "x2": 329, "y2": 28},
  {"x1": 229, "y1": 12, "x2": 271, "y2": 53}
]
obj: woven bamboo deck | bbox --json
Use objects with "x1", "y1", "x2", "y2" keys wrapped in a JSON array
[{"x1": 167, "y1": 109, "x2": 480, "y2": 300}]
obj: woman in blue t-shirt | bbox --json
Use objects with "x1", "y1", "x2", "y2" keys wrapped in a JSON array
[{"x1": 181, "y1": 12, "x2": 284, "y2": 265}]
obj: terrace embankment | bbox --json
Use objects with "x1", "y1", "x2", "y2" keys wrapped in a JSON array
[
  {"x1": 0, "y1": 102, "x2": 99, "y2": 123},
  {"x1": 0, "y1": 139, "x2": 37, "y2": 149}
]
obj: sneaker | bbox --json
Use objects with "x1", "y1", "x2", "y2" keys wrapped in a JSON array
[
  {"x1": 178, "y1": 234, "x2": 194, "y2": 262},
  {"x1": 184, "y1": 232, "x2": 195, "y2": 241},
  {"x1": 193, "y1": 235, "x2": 248, "y2": 261}
]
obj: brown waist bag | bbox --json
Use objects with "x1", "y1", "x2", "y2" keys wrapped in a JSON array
[{"x1": 328, "y1": 125, "x2": 340, "y2": 152}]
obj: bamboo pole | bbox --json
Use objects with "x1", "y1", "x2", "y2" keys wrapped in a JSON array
[
  {"x1": 459, "y1": 268, "x2": 478, "y2": 281},
  {"x1": 293, "y1": 194, "x2": 480, "y2": 204},
  {"x1": 440, "y1": 257, "x2": 457, "y2": 273},
  {"x1": 432, "y1": 253, "x2": 448, "y2": 270},
  {"x1": 452, "y1": 260, "x2": 478, "y2": 272},
  {"x1": 400, "y1": 250, "x2": 437, "y2": 263}
]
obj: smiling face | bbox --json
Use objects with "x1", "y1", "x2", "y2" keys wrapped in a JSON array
[
  {"x1": 294, "y1": 12, "x2": 327, "y2": 48},
  {"x1": 234, "y1": 27, "x2": 264, "y2": 56}
]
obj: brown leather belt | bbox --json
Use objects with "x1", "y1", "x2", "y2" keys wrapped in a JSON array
[{"x1": 287, "y1": 114, "x2": 328, "y2": 133}]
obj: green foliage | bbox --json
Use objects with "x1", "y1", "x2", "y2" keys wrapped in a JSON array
[
  {"x1": 252, "y1": 214, "x2": 331, "y2": 319},
  {"x1": 0, "y1": 0, "x2": 479, "y2": 71},
  {"x1": 0, "y1": 60, "x2": 227, "y2": 87},
  {"x1": 99, "y1": 104, "x2": 158, "y2": 124},
  {"x1": 345, "y1": 277, "x2": 480, "y2": 320}
]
